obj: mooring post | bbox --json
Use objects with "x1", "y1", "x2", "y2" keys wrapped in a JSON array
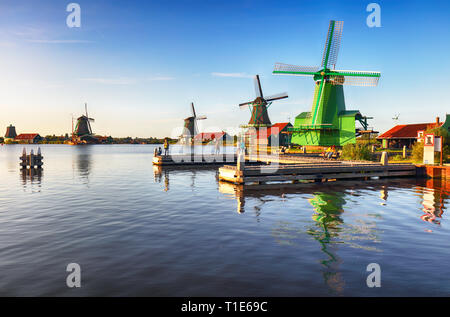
[
  {"x1": 20, "y1": 148, "x2": 26, "y2": 169},
  {"x1": 403, "y1": 145, "x2": 407, "y2": 159},
  {"x1": 30, "y1": 149, "x2": 34, "y2": 168},
  {"x1": 237, "y1": 150, "x2": 245, "y2": 172},
  {"x1": 302, "y1": 146, "x2": 306, "y2": 154},
  {"x1": 381, "y1": 151, "x2": 388, "y2": 166}
]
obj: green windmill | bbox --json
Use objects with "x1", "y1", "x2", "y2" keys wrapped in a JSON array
[{"x1": 273, "y1": 20, "x2": 381, "y2": 146}]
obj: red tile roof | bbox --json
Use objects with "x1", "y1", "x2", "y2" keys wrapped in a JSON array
[
  {"x1": 377, "y1": 122, "x2": 443, "y2": 139},
  {"x1": 15, "y1": 133, "x2": 40, "y2": 140},
  {"x1": 194, "y1": 131, "x2": 226, "y2": 141},
  {"x1": 247, "y1": 122, "x2": 292, "y2": 139}
]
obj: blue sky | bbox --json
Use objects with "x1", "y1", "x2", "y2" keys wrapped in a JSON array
[{"x1": 0, "y1": 0, "x2": 449, "y2": 138}]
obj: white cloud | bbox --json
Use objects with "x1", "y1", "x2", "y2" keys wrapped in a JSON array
[
  {"x1": 79, "y1": 77, "x2": 137, "y2": 85},
  {"x1": 28, "y1": 39, "x2": 92, "y2": 44},
  {"x1": 147, "y1": 76, "x2": 175, "y2": 81},
  {"x1": 79, "y1": 76, "x2": 175, "y2": 85},
  {"x1": 211, "y1": 72, "x2": 253, "y2": 78}
]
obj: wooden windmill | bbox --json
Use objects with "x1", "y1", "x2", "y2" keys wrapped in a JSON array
[
  {"x1": 181, "y1": 102, "x2": 207, "y2": 144},
  {"x1": 73, "y1": 103, "x2": 98, "y2": 144},
  {"x1": 239, "y1": 75, "x2": 288, "y2": 128}
]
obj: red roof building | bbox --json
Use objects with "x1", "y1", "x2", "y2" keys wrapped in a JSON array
[
  {"x1": 15, "y1": 133, "x2": 42, "y2": 144},
  {"x1": 377, "y1": 116, "x2": 448, "y2": 148}
]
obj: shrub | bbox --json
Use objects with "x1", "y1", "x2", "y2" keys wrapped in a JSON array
[
  {"x1": 391, "y1": 154, "x2": 405, "y2": 161},
  {"x1": 411, "y1": 141, "x2": 423, "y2": 163},
  {"x1": 341, "y1": 144, "x2": 373, "y2": 161}
]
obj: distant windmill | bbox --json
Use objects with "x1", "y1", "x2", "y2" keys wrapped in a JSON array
[
  {"x1": 239, "y1": 75, "x2": 288, "y2": 127},
  {"x1": 182, "y1": 102, "x2": 207, "y2": 142},
  {"x1": 392, "y1": 113, "x2": 400, "y2": 121},
  {"x1": 73, "y1": 103, "x2": 97, "y2": 143}
]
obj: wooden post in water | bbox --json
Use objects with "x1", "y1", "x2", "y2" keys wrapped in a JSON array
[
  {"x1": 237, "y1": 150, "x2": 245, "y2": 172},
  {"x1": 403, "y1": 146, "x2": 407, "y2": 159},
  {"x1": 20, "y1": 147, "x2": 43, "y2": 169}
]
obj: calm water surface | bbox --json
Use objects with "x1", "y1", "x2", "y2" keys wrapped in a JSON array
[{"x1": 0, "y1": 144, "x2": 449, "y2": 296}]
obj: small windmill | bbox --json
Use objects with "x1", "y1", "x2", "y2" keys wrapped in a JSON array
[
  {"x1": 181, "y1": 102, "x2": 207, "y2": 143},
  {"x1": 239, "y1": 75, "x2": 288, "y2": 127},
  {"x1": 73, "y1": 103, "x2": 97, "y2": 143},
  {"x1": 273, "y1": 20, "x2": 381, "y2": 146}
]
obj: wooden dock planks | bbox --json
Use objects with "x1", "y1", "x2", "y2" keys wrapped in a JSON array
[
  {"x1": 218, "y1": 162, "x2": 417, "y2": 185},
  {"x1": 153, "y1": 154, "x2": 238, "y2": 166}
]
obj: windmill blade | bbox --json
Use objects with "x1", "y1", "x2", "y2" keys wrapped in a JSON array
[
  {"x1": 87, "y1": 120, "x2": 93, "y2": 135},
  {"x1": 239, "y1": 101, "x2": 253, "y2": 108},
  {"x1": 273, "y1": 63, "x2": 320, "y2": 76},
  {"x1": 191, "y1": 102, "x2": 196, "y2": 118},
  {"x1": 329, "y1": 70, "x2": 381, "y2": 87},
  {"x1": 265, "y1": 92, "x2": 289, "y2": 102},
  {"x1": 196, "y1": 115, "x2": 207, "y2": 120},
  {"x1": 321, "y1": 20, "x2": 344, "y2": 69},
  {"x1": 88, "y1": 118, "x2": 95, "y2": 122},
  {"x1": 254, "y1": 75, "x2": 263, "y2": 98}
]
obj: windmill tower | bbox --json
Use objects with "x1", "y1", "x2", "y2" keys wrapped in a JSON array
[
  {"x1": 273, "y1": 20, "x2": 381, "y2": 146},
  {"x1": 73, "y1": 103, "x2": 98, "y2": 143},
  {"x1": 239, "y1": 75, "x2": 288, "y2": 127},
  {"x1": 181, "y1": 102, "x2": 207, "y2": 144}
]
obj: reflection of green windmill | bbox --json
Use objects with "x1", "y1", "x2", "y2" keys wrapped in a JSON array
[
  {"x1": 273, "y1": 20, "x2": 381, "y2": 146},
  {"x1": 307, "y1": 192, "x2": 347, "y2": 294}
]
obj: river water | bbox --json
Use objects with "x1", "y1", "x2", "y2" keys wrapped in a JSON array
[{"x1": 0, "y1": 144, "x2": 449, "y2": 296}]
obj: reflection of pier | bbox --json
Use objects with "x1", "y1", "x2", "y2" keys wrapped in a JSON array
[
  {"x1": 219, "y1": 178, "x2": 425, "y2": 214},
  {"x1": 153, "y1": 165, "x2": 204, "y2": 191}
]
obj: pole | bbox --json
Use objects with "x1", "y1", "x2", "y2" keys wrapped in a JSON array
[{"x1": 441, "y1": 136, "x2": 443, "y2": 166}]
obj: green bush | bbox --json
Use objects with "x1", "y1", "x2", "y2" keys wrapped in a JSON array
[
  {"x1": 341, "y1": 144, "x2": 373, "y2": 161},
  {"x1": 411, "y1": 141, "x2": 423, "y2": 163},
  {"x1": 391, "y1": 154, "x2": 405, "y2": 161}
]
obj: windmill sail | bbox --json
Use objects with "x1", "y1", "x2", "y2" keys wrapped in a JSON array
[{"x1": 321, "y1": 20, "x2": 343, "y2": 69}]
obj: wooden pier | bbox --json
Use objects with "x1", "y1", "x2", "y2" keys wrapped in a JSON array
[
  {"x1": 153, "y1": 154, "x2": 238, "y2": 166},
  {"x1": 218, "y1": 161, "x2": 417, "y2": 188}
]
